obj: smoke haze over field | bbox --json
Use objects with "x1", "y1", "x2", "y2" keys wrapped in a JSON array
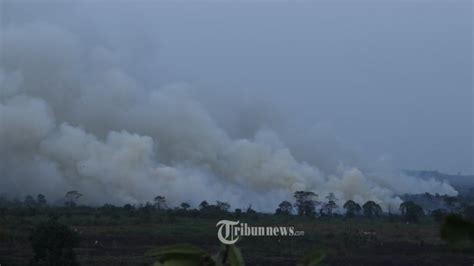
[{"x1": 0, "y1": 1, "x2": 470, "y2": 210}]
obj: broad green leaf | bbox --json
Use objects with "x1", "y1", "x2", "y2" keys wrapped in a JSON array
[
  {"x1": 146, "y1": 243, "x2": 216, "y2": 266},
  {"x1": 226, "y1": 245, "x2": 245, "y2": 266},
  {"x1": 300, "y1": 250, "x2": 326, "y2": 266}
]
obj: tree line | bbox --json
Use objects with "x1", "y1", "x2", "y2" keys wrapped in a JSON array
[
  {"x1": 276, "y1": 191, "x2": 424, "y2": 223},
  {"x1": 3, "y1": 189, "x2": 473, "y2": 224}
]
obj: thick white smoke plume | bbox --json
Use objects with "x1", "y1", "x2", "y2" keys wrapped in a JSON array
[{"x1": 0, "y1": 21, "x2": 457, "y2": 211}]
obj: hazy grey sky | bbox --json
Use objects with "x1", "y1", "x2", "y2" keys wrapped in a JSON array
[{"x1": 3, "y1": 0, "x2": 473, "y2": 174}]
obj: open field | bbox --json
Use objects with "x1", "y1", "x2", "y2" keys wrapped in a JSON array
[{"x1": 1, "y1": 211, "x2": 473, "y2": 266}]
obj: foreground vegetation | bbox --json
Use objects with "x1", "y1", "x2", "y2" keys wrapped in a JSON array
[{"x1": 0, "y1": 191, "x2": 473, "y2": 265}]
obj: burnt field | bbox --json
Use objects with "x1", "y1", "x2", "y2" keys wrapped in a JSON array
[
  {"x1": 1, "y1": 209, "x2": 473, "y2": 266},
  {"x1": 2, "y1": 1, "x2": 473, "y2": 265}
]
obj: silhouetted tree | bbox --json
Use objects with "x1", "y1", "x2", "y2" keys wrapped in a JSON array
[
  {"x1": 400, "y1": 201, "x2": 424, "y2": 223},
  {"x1": 275, "y1": 200, "x2": 293, "y2": 215},
  {"x1": 196, "y1": 201, "x2": 223, "y2": 217},
  {"x1": 362, "y1": 201, "x2": 382, "y2": 219},
  {"x1": 294, "y1": 191, "x2": 319, "y2": 217},
  {"x1": 343, "y1": 200, "x2": 361, "y2": 218},
  {"x1": 326, "y1": 192, "x2": 337, "y2": 201},
  {"x1": 64, "y1": 191, "x2": 82, "y2": 208},
  {"x1": 199, "y1": 201, "x2": 209, "y2": 210},
  {"x1": 180, "y1": 202, "x2": 190, "y2": 211},
  {"x1": 216, "y1": 201, "x2": 230, "y2": 212},
  {"x1": 37, "y1": 194, "x2": 47, "y2": 207},
  {"x1": 24, "y1": 195, "x2": 36, "y2": 207},
  {"x1": 154, "y1": 195, "x2": 167, "y2": 210},
  {"x1": 322, "y1": 193, "x2": 338, "y2": 216},
  {"x1": 246, "y1": 204, "x2": 256, "y2": 214}
]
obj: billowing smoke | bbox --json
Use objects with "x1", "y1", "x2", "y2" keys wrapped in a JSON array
[{"x1": 0, "y1": 15, "x2": 457, "y2": 211}]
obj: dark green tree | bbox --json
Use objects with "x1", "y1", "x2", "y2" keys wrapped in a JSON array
[
  {"x1": 180, "y1": 202, "x2": 190, "y2": 211},
  {"x1": 275, "y1": 200, "x2": 293, "y2": 215},
  {"x1": 362, "y1": 201, "x2": 382, "y2": 219},
  {"x1": 154, "y1": 195, "x2": 167, "y2": 210},
  {"x1": 199, "y1": 201, "x2": 209, "y2": 210},
  {"x1": 64, "y1": 191, "x2": 82, "y2": 208},
  {"x1": 37, "y1": 194, "x2": 47, "y2": 207},
  {"x1": 343, "y1": 200, "x2": 361, "y2": 218},
  {"x1": 294, "y1": 191, "x2": 319, "y2": 217},
  {"x1": 246, "y1": 204, "x2": 257, "y2": 214},
  {"x1": 322, "y1": 193, "x2": 338, "y2": 216},
  {"x1": 24, "y1": 195, "x2": 36, "y2": 207},
  {"x1": 216, "y1": 201, "x2": 230, "y2": 212},
  {"x1": 399, "y1": 201, "x2": 424, "y2": 223}
]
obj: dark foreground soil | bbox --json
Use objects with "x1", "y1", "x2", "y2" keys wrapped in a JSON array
[{"x1": 1, "y1": 216, "x2": 473, "y2": 265}]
